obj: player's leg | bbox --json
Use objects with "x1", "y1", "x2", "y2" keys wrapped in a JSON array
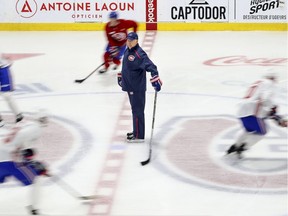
[
  {"x1": 0, "y1": 65, "x2": 23, "y2": 123},
  {"x1": 11, "y1": 162, "x2": 40, "y2": 215},
  {"x1": 0, "y1": 162, "x2": 11, "y2": 183},
  {"x1": 1, "y1": 92, "x2": 23, "y2": 122},
  {"x1": 99, "y1": 45, "x2": 112, "y2": 73},
  {"x1": 126, "y1": 92, "x2": 134, "y2": 139},
  {"x1": 0, "y1": 115, "x2": 4, "y2": 127},
  {"x1": 127, "y1": 91, "x2": 146, "y2": 142},
  {"x1": 112, "y1": 45, "x2": 126, "y2": 70},
  {"x1": 27, "y1": 177, "x2": 40, "y2": 215},
  {"x1": 227, "y1": 116, "x2": 267, "y2": 157},
  {"x1": 241, "y1": 117, "x2": 266, "y2": 149}
]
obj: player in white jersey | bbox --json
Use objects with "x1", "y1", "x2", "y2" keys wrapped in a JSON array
[
  {"x1": 0, "y1": 54, "x2": 24, "y2": 126},
  {"x1": 226, "y1": 72, "x2": 287, "y2": 158},
  {"x1": 0, "y1": 112, "x2": 48, "y2": 215}
]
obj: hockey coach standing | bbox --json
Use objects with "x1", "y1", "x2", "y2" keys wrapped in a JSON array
[{"x1": 117, "y1": 32, "x2": 162, "y2": 142}]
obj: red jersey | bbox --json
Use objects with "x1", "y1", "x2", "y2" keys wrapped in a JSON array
[{"x1": 105, "y1": 19, "x2": 138, "y2": 47}]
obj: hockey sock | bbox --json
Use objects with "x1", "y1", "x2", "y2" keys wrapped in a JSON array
[{"x1": 1, "y1": 92, "x2": 21, "y2": 115}]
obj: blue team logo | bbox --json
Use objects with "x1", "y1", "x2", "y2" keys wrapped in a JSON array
[
  {"x1": 128, "y1": 55, "x2": 135, "y2": 61},
  {"x1": 154, "y1": 115, "x2": 287, "y2": 194}
]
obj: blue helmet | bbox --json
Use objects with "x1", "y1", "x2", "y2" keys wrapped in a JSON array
[{"x1": 109, "y1": 11, "x2": 118, "y2": 19}]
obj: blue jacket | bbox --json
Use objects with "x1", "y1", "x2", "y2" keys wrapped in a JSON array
[{"x1": 121, "y1": 44, "x2": 158, "y2": 92}]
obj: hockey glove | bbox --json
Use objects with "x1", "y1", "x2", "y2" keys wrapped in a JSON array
[
  {"x1": 22, "y1": 148, "x2": 48, "y2": 176},
  {"x1": 268, "y1": 106, "x2": 277, "y2": 116},
  {"x1": 109, "y1": 46, "x2": 119, "y2": 57},
  {"x1": 150, "y1": 75, "x2": 162, "y2": 92},
  {"x1": 268, "y1": 106, "x2": 288, "y2": 127},
  {"x1": 271, "y1": 115, "x2": 288, "y2": 127},
  {"x1": 117, "y1": 73, "x2": 122, "y2": 87},
  {"x1": 27, "y1": 160, "x2": 48, "y2": 176}
]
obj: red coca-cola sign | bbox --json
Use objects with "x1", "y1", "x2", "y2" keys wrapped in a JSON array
[{"x1": 204, "y1": 55, "x2": 288, "y2": 66}]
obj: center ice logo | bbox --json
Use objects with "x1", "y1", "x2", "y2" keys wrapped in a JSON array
[
  {"x1": 16, "y1": 0, "x2": 38, "y2": 18},
  {"x1": 155, "y1": 116, "x2": 287, "y2": 194}
]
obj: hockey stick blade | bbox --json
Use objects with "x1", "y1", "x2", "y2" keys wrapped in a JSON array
[
  {"x1": 140, "y1": 158, "x2": 150, "y2": 166},
  {"x1": 74, "y1": 79, "x2": 85, "y2": 83},
  {"x1": 79, "y1": 195, "x2": 97, "y2": 200},
  {"x1": 74, "y1": 62, "x2": 104, "y2": 84},
  {"x1": 140, "y1": 148, "x2": 152, "y2": 166},
  {"x1": 48, "y1": 174, "x2": 97, "y2": 201}
]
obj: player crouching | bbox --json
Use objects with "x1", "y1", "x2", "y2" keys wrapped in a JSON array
[
  {"x1": 0, "y1": 110, "x2": 49, "y2": 215},
  {"x1": 0, "y1": 148, "x2": 49, "y2": 215}
]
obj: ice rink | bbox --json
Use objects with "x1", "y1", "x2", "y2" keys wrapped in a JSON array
[{"x1": 0, "y1": 30, "x2": 287, "y2": 216}]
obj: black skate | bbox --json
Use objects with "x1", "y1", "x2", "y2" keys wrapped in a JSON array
[
  {"x1": 226, "y1": 144, "x2": 237, "y2": 155},
  {"x1": 16, "y1": 113, "x2": 24, "y2": 123},
  {"x1": 236, "y1": 143, "x2": 247, "y2": 159},
  {"x1": 127, "y1": 132, "x2": 133, "y2": 139},
  {"x1": 99, "y1": 68, "x2": 107, "y2": 74},
  {"x1": 113, "y1": 65, "x2": 119, "y2": 70},
  {"x1": 127, "y1": 135, "x2": 144, "y2": 143},
  {"x1": 0, "y1": 118, "x2": 4, "y2": 127},
  {"x1": 27, "y1": 205, "x2": 39, "y2": 215}
]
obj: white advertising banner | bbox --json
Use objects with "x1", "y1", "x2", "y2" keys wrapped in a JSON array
[
  {"x1": 235, "y1": 0, "x2": 287, "y2": 23},
  {"x1": 158, "y1": 0, "x2": 229, "y2": 23},
  {"x1": 158, "y1": 0, "x2": 286, "y2": 23},
  {"x1": 0, "y1": 0, "x2": 286, "y2": 23},
  {"x1": 0, "y1": 0, "x2": 145, "y2": 23}
]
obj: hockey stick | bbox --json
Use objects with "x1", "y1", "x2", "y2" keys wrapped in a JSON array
[
  {"x1": 141, "y1": 91, "x2": 158, "y2": 166},
  {"x1": 74, "y1": 62, "x2": 105, "y2": 83},
  {"x1": 48, "y1": 174, "x2": 97, "y2": 200}
]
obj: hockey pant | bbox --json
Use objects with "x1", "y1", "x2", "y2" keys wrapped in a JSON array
[
  {"x1": 0, "y1": 161, "x2": 38, "y2": 185},
  {"x1": 0, "y1": 64, "x2": 14, "y2": 92},
  {"x1": 0, "y1": 161, "x2": 41, "y2": 209},
  {"x1": 103, "y1": 44, "x2": 126, "y2": 69},
  {"x1": 0, "y1": 65, "x2": 21, "y2": 116},
  {"x1": 128, "y1": 91, "x2": 146, "y2": 139},
  {"x1": 235, "y1": 116, "x2": 267, "y2": 149}
]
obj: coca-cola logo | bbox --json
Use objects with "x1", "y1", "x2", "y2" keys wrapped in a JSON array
[{"x1": 204, "y1": 55, "x2": 288, "y2": 66}]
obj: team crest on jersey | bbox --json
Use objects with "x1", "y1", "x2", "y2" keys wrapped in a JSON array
[
  {"x1": 111, "y1": 32, "x2": 126, "y2": 41},
  {"x1": 128, "y1": 55, "x2": 135, "y2": 61}
]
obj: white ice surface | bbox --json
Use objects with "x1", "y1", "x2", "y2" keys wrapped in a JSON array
[{"x1": 0, "y1": 31, "x2": 287, "y2": 216}]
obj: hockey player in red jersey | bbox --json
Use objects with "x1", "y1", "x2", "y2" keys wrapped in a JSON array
[{"x1": 99, "y1": 11, "x2": 138, "y2": 73}]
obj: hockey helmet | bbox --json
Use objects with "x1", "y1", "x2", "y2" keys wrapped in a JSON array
[
  {"x1": 22, "y1": 148, "x2": 35, "y2": 160},
  {"x1": 109, "y1": 11, "x2": 118, "y2": 19},
  {"x1": 264, "y1": 68, "x2": 278, "y2": 81}
]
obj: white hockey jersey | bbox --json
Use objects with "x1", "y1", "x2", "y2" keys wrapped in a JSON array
[
  {"x1": 0, "y1": 120, "x2": 42, "y2": 162},
  {"x1": 237, "y1": 78, "x2": 277, "y2": 118}
]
